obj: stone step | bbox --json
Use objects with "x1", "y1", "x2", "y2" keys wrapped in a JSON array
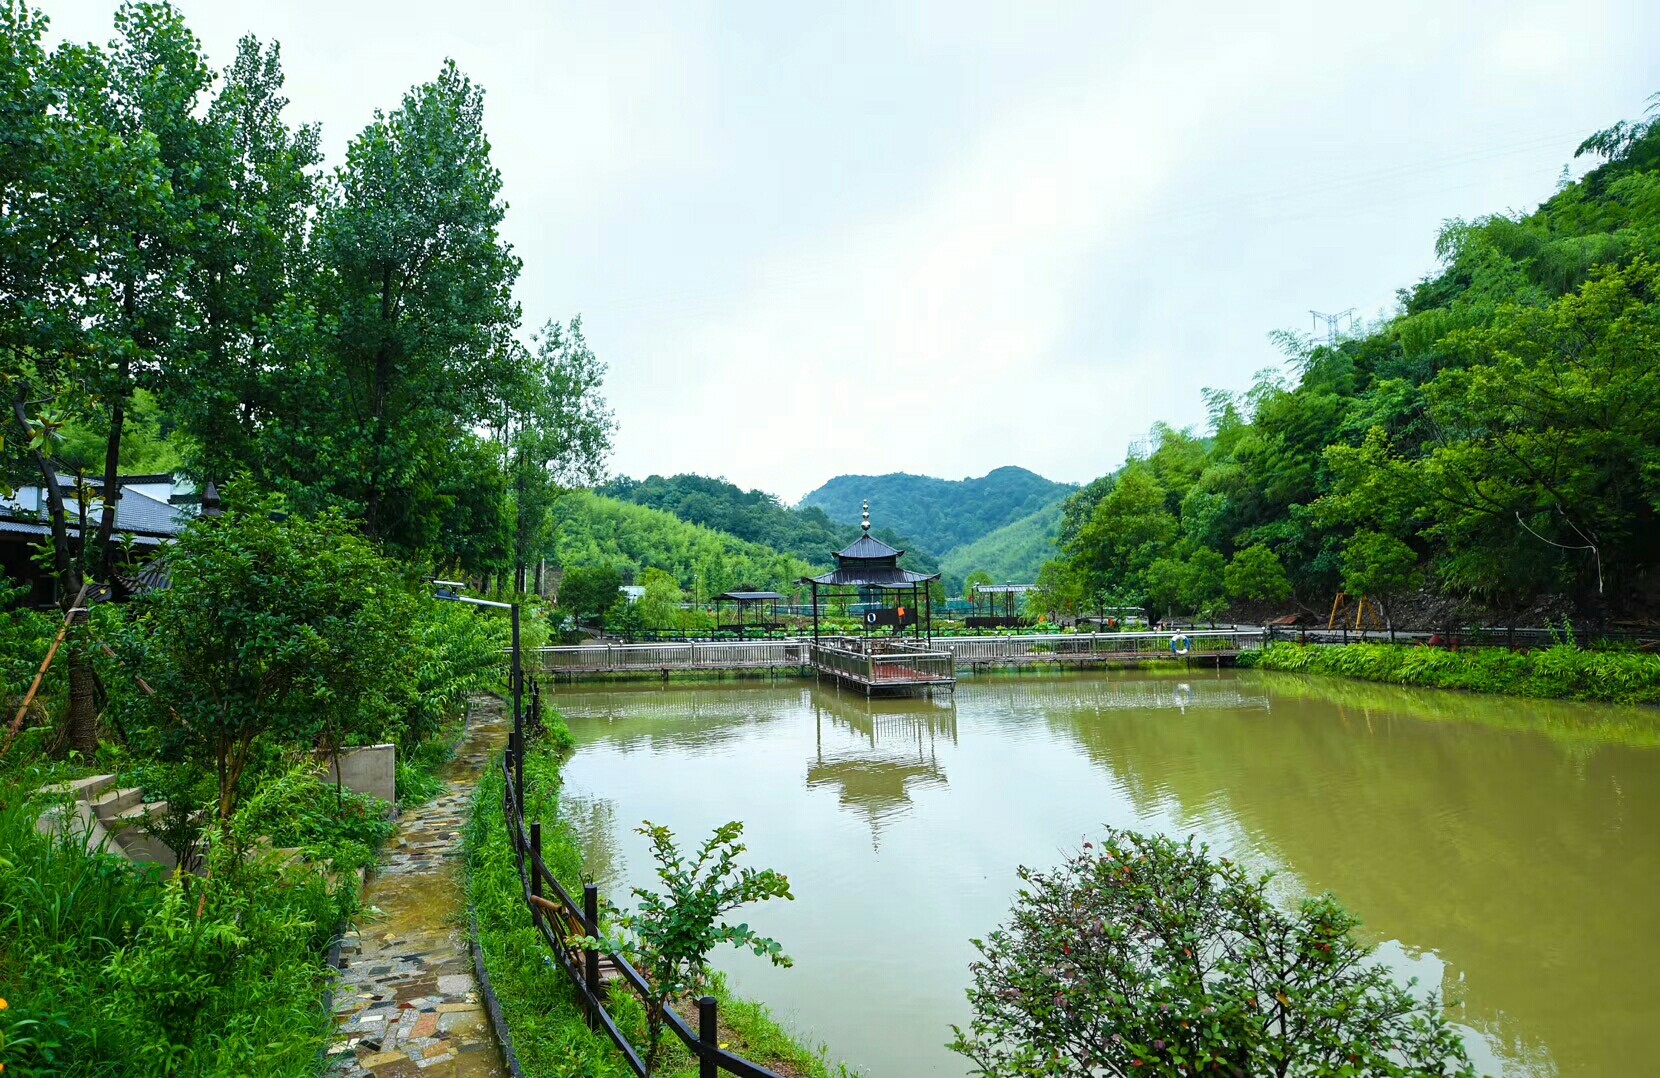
[
  {"x1": 37, "y1": 774, "x2": 116, "y2": 802},
  {"x1": 114, "y1": 828, "x2": 179, "y2": 872},
  {"x1": 107, "y1": 800, "x2": 169, "y2": 831},
  {"x1": 114, "y1": 799, "x2": 168, "y2": 821},
  {"x1": 91, "y1": 786, "x2": 144, "y2": 820}
]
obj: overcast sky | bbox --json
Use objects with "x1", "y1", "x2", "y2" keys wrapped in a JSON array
[{"x1": 48, "y1": 1, "x2": 1660, "y2": 502}]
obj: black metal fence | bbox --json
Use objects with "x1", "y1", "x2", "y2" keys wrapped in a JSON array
[{"x1": 497, "y1": 717, "x2": 787, "y2": 1078}]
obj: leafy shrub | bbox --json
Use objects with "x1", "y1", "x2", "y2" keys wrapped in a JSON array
[
  {"x1": 1251, "y1": 641, "x2": 1660, "y2": 703},
  {"x1": 951, "y1": 828, "x2": 1473, "y2": 1076},
  {"x1": 585, "y1": 821, "x2": 794, "y2": 1075},
  {"x1": 396, "y1": 757, "x2": 446, "y2": 807},
  {"x1": 228, "y1": 763, "x2": 395, "y2": 880}
]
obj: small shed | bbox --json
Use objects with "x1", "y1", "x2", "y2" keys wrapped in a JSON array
[
  {"x1": 969, "y1": 583, "x2": 1035, "y2": 629},
  {"x1": 714, "y1": 590, "x2": 786, "y2": 640}
]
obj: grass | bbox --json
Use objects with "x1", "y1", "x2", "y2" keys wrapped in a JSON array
[
  {"x1": 1241, "y1": 640, "x2": 1660, "y2": 704},
  {"x1": 0, "y1": 783, "x2": 345, "y2": 1076},
  {"x1": 464, "y1": 710, "x2": 855, "y2": 1077}
]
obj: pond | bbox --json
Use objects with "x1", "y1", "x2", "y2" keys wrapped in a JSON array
[{"x1": 551, "y1": 669, "x2": 1660, "y2": 1076}]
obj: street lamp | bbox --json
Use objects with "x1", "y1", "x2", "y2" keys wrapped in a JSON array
[{"x1": 434, "y1": 580, "x2": 523, "y2": 808}]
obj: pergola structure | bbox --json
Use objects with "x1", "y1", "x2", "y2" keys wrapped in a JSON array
[
  {"x1": 713, "y1": 590, "x2": 785, "y2": 639},
  {"x1": 801, "y1": 502, "x2": 938, "y2": 644},
  {"x1": 969, "y1": 582, "x2": 1035, "y2": 629}
]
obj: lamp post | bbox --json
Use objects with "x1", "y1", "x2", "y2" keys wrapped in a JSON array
[{"x1": 434, "y1": 580, "x2": 522, "y2": 806}]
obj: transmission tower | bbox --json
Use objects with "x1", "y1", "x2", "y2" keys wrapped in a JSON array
[{"x1": 1309, "y1": 308, "x2": 1355, "y2": 345}]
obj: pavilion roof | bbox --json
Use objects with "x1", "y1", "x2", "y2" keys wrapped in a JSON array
[
  {"x1": 805, "y1": 500, "x2": 936, "y2": 588},
  {"x1": 800, "y1": 566, "x2": 938, "y2": 587},
  {"x1": 834, "y1": 532, "x2": 902, "y2": 561},
  {"x1": 714, "y1": 590, "x2": 786, "y2": 601}
]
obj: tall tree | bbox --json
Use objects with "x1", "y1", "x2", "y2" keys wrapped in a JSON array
[
  {"x1": 500, "y1": 317, "x2": 613, "y2": 592},
  {"x1": 2, "y1": 2, "x2": 195, "y2": 753},
  {"x1": 170, "y1": 35, "x2": 321, "y2": 483},
  {"x1": 297, "y1": 60, "x2": 522, "y2": 555},
  {"x1": 79, "y1": 2, "x2": 214, "y2": 584}
]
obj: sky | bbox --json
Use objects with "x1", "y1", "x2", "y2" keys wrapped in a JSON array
[{"x1": 47, "y1": 0, "x2": 1660, "y2": 503}]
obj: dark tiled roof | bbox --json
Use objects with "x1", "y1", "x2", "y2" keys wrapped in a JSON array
[
  {"x1": 0, "y1": 487, "x2": 191, "y2": 540},
  {"x1": 114, "y1": 489, "x2": 192, "y2": 536},
  {"x1": 0, "y1": 517, "x2": 170, "y2": 545},
  {"x1": 835, "y1": 533, "x2": 902, "y2": 561},
  {"x1": 800, "y1": 567, "x2": 939, "y2": 587}
]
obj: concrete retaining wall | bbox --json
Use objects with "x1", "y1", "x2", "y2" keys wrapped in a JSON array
[{"x1": 323, "y1": 743, "x2": 397, "y2": 805}]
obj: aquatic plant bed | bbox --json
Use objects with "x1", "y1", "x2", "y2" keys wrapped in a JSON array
[{"x1": 1242, "y1": 640, "x2": 1660, "y2": 703}]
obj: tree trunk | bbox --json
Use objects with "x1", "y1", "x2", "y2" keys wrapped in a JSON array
[
  {"x1": 95, "y1": 380, "x2": 128, "y2": 585},
  {"x1": 64, "y1": 607, "x2": 98, "y2": 757},
  {"x1": 14, "y1": 391, "x2": 97, "y2": 757}
]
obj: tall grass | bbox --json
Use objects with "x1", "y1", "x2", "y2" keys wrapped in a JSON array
[
  {"x1": 0, "y1": 796, "x2": 335, "y2": 1076},
  {"x1": 1243, "y1": 641, "x2": 1660, "y2": 704},
  {"x1": 0, "y1": 763, "x2": 402, "y2": 1077}
]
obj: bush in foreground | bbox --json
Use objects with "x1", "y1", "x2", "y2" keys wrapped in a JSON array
[{"x1": 951, "y1": 828, "x2": 1473, "y2": 1077}]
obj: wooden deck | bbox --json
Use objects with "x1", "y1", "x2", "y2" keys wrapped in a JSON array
[{"x1": 809, "y1": 640, "x2": 956, "y2": 696}]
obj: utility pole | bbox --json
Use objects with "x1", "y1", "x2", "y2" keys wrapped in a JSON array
[{"x1": 1309, "y1": 308, "x2": 1355, "y2": 346}]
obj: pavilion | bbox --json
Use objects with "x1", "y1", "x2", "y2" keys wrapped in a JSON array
[
  {"x1": 800, "y1": 502, "x2": 939, "y2": 645},
  {"x1": 798, "y1": 502, "x2": 955, "y2": 695},
  {"x1": 713, "y1": 590, "x2": 785, "y2": 639},
  {"x1": 968, "y1": 582, "x2": 1035, "y2": 629}
]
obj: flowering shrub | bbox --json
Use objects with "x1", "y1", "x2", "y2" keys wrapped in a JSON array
[{"x1": 950, "y1": 829, "x2": 1473, "y2": 1076}]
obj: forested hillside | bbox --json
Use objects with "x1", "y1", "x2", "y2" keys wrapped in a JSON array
[
  {"x1": 940, "y1": 501, "x2": 1064, "y2": 588},
  {"x1": 800, "y1": 466, "x2": 1075, "y2": 555},
  {"x1": 597, "y1": 472, "x2": 939, "y2": 576},
  {"x1": 550, "y1": 492, "x2": 813, "y2": 598},
  {"x1": 1038, "y1": 98, "x2": 1660, "y2": 626}
]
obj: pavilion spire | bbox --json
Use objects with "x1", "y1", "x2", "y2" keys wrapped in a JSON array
[{"x1": 862, "y1": 499, "x2": 870, "y2": 533}]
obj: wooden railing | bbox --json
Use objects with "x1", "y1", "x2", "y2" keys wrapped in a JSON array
[
  {"x1": 808, "y1": 637, "x2": 955, "y2": 686},
  {"x1": 532, "y1": 640, "x2": 808, "y2": 674},
  {"x1": 940, "y1": 629, "x2": 1261, "y2": 663},
  {"x1": 497, "y1": 746, "x2": 787, "y2": 1078},
  {"x1": 529, "y1": 630, "x2": 1261, "y2": 679},
  {"x1": 805, "y1": 640, "x2": 874, "y2": 684}
]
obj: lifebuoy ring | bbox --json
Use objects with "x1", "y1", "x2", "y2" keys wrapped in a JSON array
[
  {"x1": 865, "y1": 611, "x2": 879, "y2": 626},
  {"x1": 1169, "y1": 633, "x2": 1190, "y2": 656}
]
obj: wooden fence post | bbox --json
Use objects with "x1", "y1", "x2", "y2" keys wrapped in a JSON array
[
  {"x1": 530, "y1": 822, "x2": 543, "y2": 914},
  {"x1": 584, "y1": 883, "x2": 601, "y2": 1024},
  {"x1": 697, "y1": 995, "x2": 718, "y2": 1078}
]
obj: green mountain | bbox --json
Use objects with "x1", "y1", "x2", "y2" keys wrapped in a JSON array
[
  {"x1": 798, "y1": 466, "x2": 1076, "y2": 556},
  {"x1": 597, "y1": 473, "x2": 940, "y2": 576},
  {"x1": 940, "y1": 500, "x2": 1065, "y2": 589},
  {"x1": 550, "y1": 492, "x2": 813, "y2": 598}
]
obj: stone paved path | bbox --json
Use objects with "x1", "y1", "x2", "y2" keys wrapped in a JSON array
[{"x1": 328, "y1": 697, "x2": 510, "y2": 1077}]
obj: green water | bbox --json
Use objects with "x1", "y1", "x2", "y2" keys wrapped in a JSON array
[{"x1": 552, "y1": 669, "x2": 1660, "y2": 1076}]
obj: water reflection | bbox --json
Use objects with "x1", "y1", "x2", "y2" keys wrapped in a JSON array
[
  {"x1": 553, "y1": 670, "x2": 1660, "y2": 1076},
  {"x1": 959, "y1": 669, "x2": 1272, "y2": 716},
  {"x1": 806, "y1": 690, "x2": 957, "y2": 845}
]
